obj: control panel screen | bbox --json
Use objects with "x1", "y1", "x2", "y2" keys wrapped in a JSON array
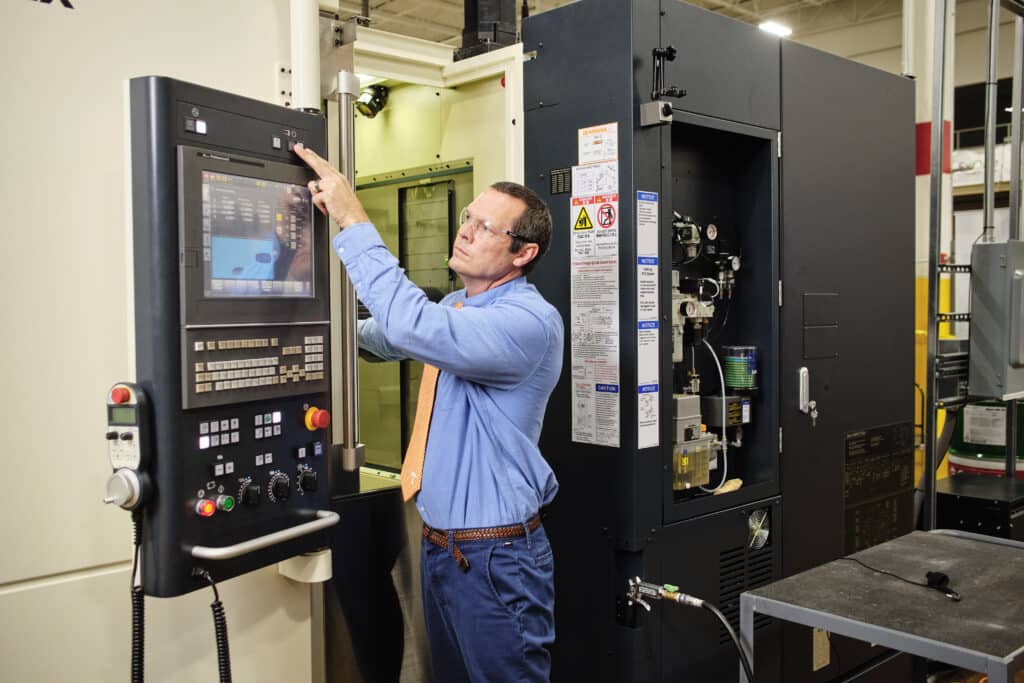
[
  {"x1": 202, "y1": 171, "x2": 314, "y2": 298},
  {"x1": 110, "y1": 406, "x2": 137, "y2": 425}
]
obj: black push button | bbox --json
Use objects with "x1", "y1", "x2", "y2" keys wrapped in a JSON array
[{"x1": 120, "y1": 432, "x2": 134, "y2": 441}]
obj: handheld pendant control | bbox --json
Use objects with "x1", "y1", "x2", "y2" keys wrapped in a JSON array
[{"x1": 104, "y1": 382, "x2": 151, "y2": 510}]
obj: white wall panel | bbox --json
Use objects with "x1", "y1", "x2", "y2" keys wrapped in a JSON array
[
  {"x1": 0, "y1": 564, "x2": 311, "y2": 682},
  {"x1": 0, "y1": 1, "x2": 313, "y2": 679}
]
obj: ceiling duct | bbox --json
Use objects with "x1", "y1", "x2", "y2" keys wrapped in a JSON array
[{"x1": 455, "y1": 0, "x2": 517, "y2": 62}]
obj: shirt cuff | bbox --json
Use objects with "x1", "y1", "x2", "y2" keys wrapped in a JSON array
[{"x1": 332, "y1": 222, "x2": 383, "y2": 262}]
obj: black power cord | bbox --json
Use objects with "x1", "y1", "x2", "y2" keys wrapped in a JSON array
[
  {"x1": 837, "y1": 557, "x2": 961, "y2": 601},
  {"x1": 130, "y1": 513, "x2": 144, "y2": 683},
  {"x1": 195, "y1": 569, "x2": 233, "y2": 683}
]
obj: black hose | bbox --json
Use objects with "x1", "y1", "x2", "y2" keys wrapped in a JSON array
[
  {"x1": 197, "y1": 570, "x2": 232, "y2": 683},
  {"x1": 131, "y1": 515, "x2": 144, "y2": 683},
  {"x1": 701, "y1": 601, "x2": 756, "y2": 683}
]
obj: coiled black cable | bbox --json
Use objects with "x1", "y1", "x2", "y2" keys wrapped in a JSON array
[
  {"x1": 130, "y1": 514, "x2": 144, "y2": 683},
  {"x1": 701, "y1": 601, "x2": 756, "y2": 683},
  {"x1": 196, "y1": 570, "x2": 233, "y2": 683}
]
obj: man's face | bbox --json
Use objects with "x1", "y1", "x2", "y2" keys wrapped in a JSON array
[{"x1": 448, "y1": 189, "x2": 529, "y2": 283}]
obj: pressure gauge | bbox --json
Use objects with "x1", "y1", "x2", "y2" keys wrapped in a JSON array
[
  {"x1": 706, "y1": 224, "x2": 718, "y2": 241},
  {"x1": 731, "y1": 255, "x2": 741, "y2": 272}
]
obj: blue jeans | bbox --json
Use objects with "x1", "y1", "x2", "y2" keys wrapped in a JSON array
[{"x1": 420, "y1": 523, "x2": 555, "y2": 682}]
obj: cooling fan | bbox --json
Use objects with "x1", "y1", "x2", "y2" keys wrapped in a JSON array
[{"x1": 748, "y1": 508, "x2": 770, "y2": 550}]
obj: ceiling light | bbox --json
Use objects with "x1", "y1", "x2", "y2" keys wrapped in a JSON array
[
  {"x1": 759, "y1": 21, "x2": 792, "y2": 38},
  {"x1": 355, "y1": 85, "x2": 389, "y2": 119}
]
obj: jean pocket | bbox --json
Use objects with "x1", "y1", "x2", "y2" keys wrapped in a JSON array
[
  {"x1": 486, "y1": 542, "x2": 525, "y2": 618},
  {"x1": 529, "y1": 532, "x2": 554, "y2": 571}
]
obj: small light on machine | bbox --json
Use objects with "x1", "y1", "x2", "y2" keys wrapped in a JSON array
[{"x1": 195, "y1": 499, "x2": 216, "y2": 518}]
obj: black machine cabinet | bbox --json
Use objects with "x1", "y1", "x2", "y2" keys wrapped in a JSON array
[
  {"x1": 129, "y1": 77, "x2": 334, "y2": 597},
  {"x1": 524, "y1": 1, "x2": 914, "y2": 681}
]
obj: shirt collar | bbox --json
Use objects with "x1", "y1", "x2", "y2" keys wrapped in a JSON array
[{"x1": 454, "y1": 276, "x2": 526, "y2": 308}]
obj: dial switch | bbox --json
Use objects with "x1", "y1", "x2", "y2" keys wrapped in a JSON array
[
  {"x1": 267, "y1": 472, "x2": 291, "y2": 503},
  {"x1": 298, "y1": 469, "x2": 318, "y2": 493},
  {"x1": 239, "y1": 481, "x2": 261, "y2": 506}
]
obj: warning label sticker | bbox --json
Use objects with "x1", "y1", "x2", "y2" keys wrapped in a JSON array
[{"x1": 574, "y1": 205, "x2": 594, "y2": 230}]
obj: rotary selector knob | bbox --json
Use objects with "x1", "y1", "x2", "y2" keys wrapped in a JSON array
[
  {"x1": 267, "y1": 472, "x2": 291, "y2": 503},
  {"x1": 297, "y1": 468, "x2": 318, "y2": 493},
  {"x1": 239, "y1": 480, "x2": 261, "y2": 506}
]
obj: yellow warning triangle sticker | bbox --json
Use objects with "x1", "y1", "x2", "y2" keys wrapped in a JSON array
[{"x1": 574, "y1": 206, "x2": 594, "y2": 230}]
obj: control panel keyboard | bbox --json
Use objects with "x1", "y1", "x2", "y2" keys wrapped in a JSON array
[{"x1": 183, "y1": 324, "x2": 329, "y2": 409}]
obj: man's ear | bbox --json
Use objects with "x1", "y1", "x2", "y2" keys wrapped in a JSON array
[{"x1": 512, "y1": 243, "x2": 540, "y2": 269}]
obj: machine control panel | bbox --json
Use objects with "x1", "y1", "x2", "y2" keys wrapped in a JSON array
[{"x1": 127, "y1": 76, "x2": 336, "y2": 597}]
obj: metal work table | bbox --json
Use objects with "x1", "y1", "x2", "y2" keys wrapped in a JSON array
[{"x1": 740, "y1": 530, "x2": 1024, "y2": 683}]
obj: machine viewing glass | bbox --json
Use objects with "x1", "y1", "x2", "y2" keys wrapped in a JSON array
[{"x1": 202, "y1": 171, "x2": 314, "y2": 298}]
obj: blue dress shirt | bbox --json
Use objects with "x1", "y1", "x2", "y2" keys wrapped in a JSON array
[{"x1": 333, "y1": 223, "x2": 563, "y2": 529}]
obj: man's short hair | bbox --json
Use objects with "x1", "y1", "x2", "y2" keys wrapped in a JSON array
[{"x1": 491, "y1": 181, "x2": 552, "y2": 275}]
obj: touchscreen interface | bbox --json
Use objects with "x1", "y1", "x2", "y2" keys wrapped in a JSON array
[{"x1": 202, "y1": 171, "x2": 314, "y2": 298}]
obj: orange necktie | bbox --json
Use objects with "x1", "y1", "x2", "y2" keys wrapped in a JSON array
[
  {"x1": 400, "y1": 301, "x2": 461, "y2": 501},
  {"x1": 401, "y1": 363, "x2": 439, "y2": 501}
]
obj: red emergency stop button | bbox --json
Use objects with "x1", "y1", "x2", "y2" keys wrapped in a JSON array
[
  {"x1": 111, "y1": 386, "x2": 131, "y2": 404},
  {"x1": 304, "y1": 407, "x2": 331, "y2": 431}
]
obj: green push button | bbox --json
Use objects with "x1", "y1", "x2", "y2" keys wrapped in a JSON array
[{"x1": 217, "y1": 495, "x2": 235, "y2": 512}]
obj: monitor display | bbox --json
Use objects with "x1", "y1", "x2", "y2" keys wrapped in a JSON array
[{"x1": 201, "y1": 171, "x2": 314, "y2": 298}]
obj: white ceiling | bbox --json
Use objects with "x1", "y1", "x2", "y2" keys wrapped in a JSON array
[{"x1": 329, "y1": 0, "x2": 904, "y2": 46}]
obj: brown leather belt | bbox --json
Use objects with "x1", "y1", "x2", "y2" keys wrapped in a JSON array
[{"x1": 423, "y1": 515, "x2": 542, "y2": 572}]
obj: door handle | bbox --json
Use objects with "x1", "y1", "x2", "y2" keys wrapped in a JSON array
[
  {"x1": 798, "y1": 367, "x2": 810, "y2": 413},
  {"x1": 798, "y1": 367, "x2": 819, "y2": 426}
]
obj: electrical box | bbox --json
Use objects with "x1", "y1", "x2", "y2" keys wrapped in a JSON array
[{"x1": 969, "y1": 240, "x2": 1024, "y2": 401}]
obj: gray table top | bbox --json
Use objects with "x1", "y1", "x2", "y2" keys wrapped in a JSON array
[{"x1": 747, "y1": 531, "x2": 1024, "y2": 659}]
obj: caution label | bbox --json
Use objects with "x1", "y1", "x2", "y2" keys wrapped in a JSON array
[{"x1": 574, "y1": 205, "x2": 594, "y2": 230}]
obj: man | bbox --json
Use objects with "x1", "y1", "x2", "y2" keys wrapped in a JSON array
[{"x1": 295, "y1": 143, "x2": 563, "y2": 683}]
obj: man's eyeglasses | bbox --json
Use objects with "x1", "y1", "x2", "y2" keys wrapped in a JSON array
[{"x1": 458, "y1": 207, "x2": 531, "y2": 243}]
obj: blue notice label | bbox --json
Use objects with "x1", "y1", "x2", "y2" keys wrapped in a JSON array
[
  {"x1": 637, "y1": 256, "x2": 658, "y2": 265},
  {"x1": 638, "y1": 321, "x2": 658, "y2": 330},
  {"x1": 638, "y1": 384, "x2": 659, "y2": 394},
  {"x1": 637, "y1": 191, "x2": 658, "y2": 202},
  {"x1": 595, "y1": 384, "x2": 619, "y2": 393}
]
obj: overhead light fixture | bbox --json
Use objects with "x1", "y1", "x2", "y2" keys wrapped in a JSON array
[
  {"x1": 355, "y1": 85, "x2": 389, "y2": 119},
  {"x1": 759, "y1": 21, "x2": 792, "y2": 38}
]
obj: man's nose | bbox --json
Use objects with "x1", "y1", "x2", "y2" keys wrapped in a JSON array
[{"x1": 456, "y1": 220, "x2": 475, "y2": 241}]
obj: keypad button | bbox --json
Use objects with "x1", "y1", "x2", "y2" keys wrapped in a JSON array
[
  {"x1": 273, "y1": 425, "x2": 281, "y2": 436},
  {"x1": 199, "y1": 422, "x2": 209, "y2": 435},
  {"x1": 210, "y1": 421, "x2": 219, "y2": 433},
  {"x1": 211, "y1": 435, "x2": 220, "y2": 447},
  {"x1": 256, "y1": 454, "x2": 265, "y2": 466},
  {"x1": 225, "y1": 462, "x2": 234, "y2": 474},
  {"x1": 230, "y1": 418, "x2": 239, "y2": 430},
  {"x1": 231, "y1": 432, "x2": 239, "y2": 444},
  {"x1": 199, "y1": 436, "x2": 210, "y2": 450}
]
